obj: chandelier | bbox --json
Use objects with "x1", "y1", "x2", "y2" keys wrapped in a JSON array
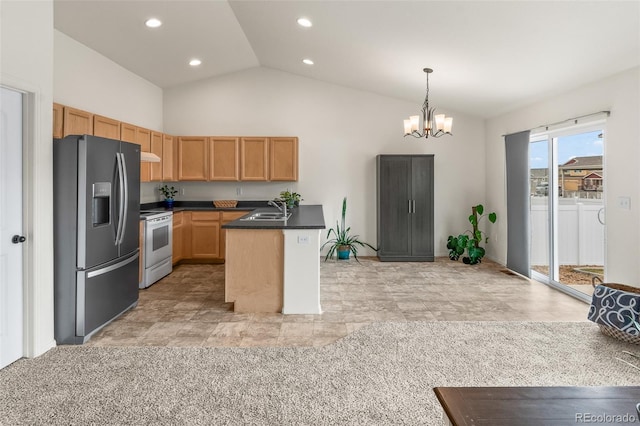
[{"x1": 403, "y1": 68, "x2": 453, "y2": 139}]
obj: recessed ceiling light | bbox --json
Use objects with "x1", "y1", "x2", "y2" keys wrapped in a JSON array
[
  {"x1": 302, "y1": 59, "x2": 314, "y2": 65},
  {"x1": 189, "y1": 59, "x2": 202, "y2": 67},
  {"x1": 297, "y1": 17, "x2": 312, "y2": 28},
  {"x1": 145, "y1": 18, "x2": 162, "y2": 28}
]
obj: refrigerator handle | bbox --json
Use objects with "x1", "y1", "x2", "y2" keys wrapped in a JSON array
[
  {"x1": 119, "y1": 152, "x2": 129, "y2": 244},
  {"x1": 115, "y1": 153, "x2": 126, "y2": 245}
]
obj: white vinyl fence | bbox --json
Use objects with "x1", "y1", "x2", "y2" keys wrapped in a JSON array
[{"x1": 530, "y1": 198, "x2": 604, "y2": 266}]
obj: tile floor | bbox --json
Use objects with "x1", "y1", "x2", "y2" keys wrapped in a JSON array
[{"x1": 88, "y1": 257, "x2": 590, "y2": 347}]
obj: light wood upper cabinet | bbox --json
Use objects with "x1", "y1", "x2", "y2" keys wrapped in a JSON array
[
  {"x1": 93, "y1": 115, "x2": 121, "y2": 140},
  {"x1": 189, "y1": 211, "x2": 220, "y2": 259},
  {"x1": 210, "y1": 137, "x2": 239, "y2": 181},
  {"x1": 240, "y1": 137, "x2": 269, "y2": 181},
  {"x1": 150, "y1": 131, "x2": 163, "y2": 182},
  {"x1": 53, "y1": 103, "x2": 64, "y2": 139},
  {"x1": 63, "y1": 106, "x2": 93, "y2": 137},
  {"x1": 162, "y1": 134, "x2": 177, "y2": 181},
  {"x1": 120, "y1": 122, "x2": 137, "y2": 143},
  {"x1": 136, "y1": 127, "x2": 152, "y2": 183},
  {"x1": 269, "y1": 137, "x2": 298, "y2": 181},
  {"x1": 178, "y1": 137, "x2": 209, "y2": 181}
]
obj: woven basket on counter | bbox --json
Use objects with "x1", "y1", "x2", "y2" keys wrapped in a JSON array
[
  {"x1": 588, "y1": 283, "x2": 640, "y2": 345},
  {"x1": 213, "y1": 200, "x2": 238, "y2": 208}
]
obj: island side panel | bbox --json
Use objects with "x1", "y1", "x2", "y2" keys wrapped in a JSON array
[
  {"x1": 282, "y1": 229, "x2": 322, "y2": 314},
  {"x1": 224, "y1": 229, "x2": 284, "y2": 313}
]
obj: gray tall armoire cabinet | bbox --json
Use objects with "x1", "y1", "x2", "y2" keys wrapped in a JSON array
[{"x1": 376, "y1": 155, "x2": 434, "y2": 261}]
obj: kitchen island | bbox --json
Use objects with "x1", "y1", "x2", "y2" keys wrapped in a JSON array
[{"x1": 222, "y1": 205, "x2": 326, "y2": 314}]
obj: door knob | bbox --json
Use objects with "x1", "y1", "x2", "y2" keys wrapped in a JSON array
[{"x1": 11, "y1": 235, "x2": 26, "y2": 244}]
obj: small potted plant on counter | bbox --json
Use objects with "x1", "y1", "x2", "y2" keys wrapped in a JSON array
[
  {"x1": 159, "y1": 184, "x2": 178, "y2": 209},
  {"x1": 279, "y1": 189, "x2": 303, "y2": 209},
  {"x1": 321, "y1": 197, "x2": 377, "y2": 262}
]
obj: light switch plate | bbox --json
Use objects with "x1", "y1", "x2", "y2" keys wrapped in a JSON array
[{"x1": 297, "y1": 235, "x2": 310, "y2": 245}]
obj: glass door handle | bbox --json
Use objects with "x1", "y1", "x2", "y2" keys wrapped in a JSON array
[{"x1": 597, "y1": 207, "x2": 605, "y2": 225}]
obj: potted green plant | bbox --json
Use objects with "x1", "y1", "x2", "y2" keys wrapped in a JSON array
[
  {"x1": 159, "y1": 184, "x2": 178, "y2": 209},
  {"x1": 279, "y1": 189, "x2": 303, "y2": 208},
  {"x1": 320, "y1": 197, "x2": 377, "y2": 261},
  {"x1": 447, "y1": 204, "x2": 497, "y2": 265}
]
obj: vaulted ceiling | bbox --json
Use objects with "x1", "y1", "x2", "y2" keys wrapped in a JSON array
[{"x1": 54, "y1": 1, "x2": 640, "y2": 118}]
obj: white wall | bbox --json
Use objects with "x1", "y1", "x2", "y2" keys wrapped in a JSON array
[
  {"x1": 53, "y1": 30, "x2": 163, "y2": 131},
  {"x1": 164, "y1": 67, "x2": 486, "y2": 256},
  {"x1": 485, "y1": 67, "x2": 640, "y2": 286},
  {"x1": 0, "y1": 0, "x2": 54, "y2": 357}
]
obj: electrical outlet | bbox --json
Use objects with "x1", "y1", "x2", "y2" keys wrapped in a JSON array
[
  {"x1": 618, "y1": 196, "x2": 631, "y2": 210},
  {"x1": 180, "y1": 188, "x2": 186, "y2": 196},
  {"x1": 297, "y1": 235, "x2": 310, "y2": 245},
  {"x1": 236, "y1": 187, "x2": 243, "y2": 196}
]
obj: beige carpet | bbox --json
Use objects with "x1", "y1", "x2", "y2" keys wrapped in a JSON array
[{"x1": 1, "y1": 321, "x2": 638, "y2": 425}]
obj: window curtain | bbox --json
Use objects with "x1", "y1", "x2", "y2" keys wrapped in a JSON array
[{"x1": 505, "y1": 130, "x2": 531, "y2": 277}]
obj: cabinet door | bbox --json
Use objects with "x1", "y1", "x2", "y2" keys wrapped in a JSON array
[
  {"x1": 377, "y1": 156, "x2": 412, "y2": 258},
  {"x1": 172, "y1": 212, "x2": 184, "y2": 264},
  {"x1": 63, "y1": 106, "x2": 93, "y2": 136},
  {"x1": 162, "y1": 134, "x2": 177, "y2": 181},
  {"x1": 410, "y1": 156, "x2": 434, "y2": 259},
  {"x1": 150, "y1": 132, "x2": 163, "y2": 181},
  {"x1": 240, "y1": 137, "x2": 269, "y2": 181},
  {"x1": 120, "y1": 122, "x2": 136, "y2": 143},
  {"x1": 136, "y1": 127, "x2": 152, "y2": 183},
  {"x1": 93, "y1": 115, "x2": 121, "y2": 140},
  {"x1": 269, "y1": 137, "x2": 298, "y2": 181},
  {"x1": 210, "y1": 137, "x2": 239, "y2": 181},
  {"x1": 189, "y1": 211, "x2": 220, "y2": 259},
  {"x1": 178, "y1": 137, "x2": 209, "y2": 181},
  {"x1": 53, "y1": 103, "x2": 64, "y2": 138}
]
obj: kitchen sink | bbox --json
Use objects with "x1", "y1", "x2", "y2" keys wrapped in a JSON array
[{"x1": 239, "y1": 211, "x2": 292, "y2": 221}]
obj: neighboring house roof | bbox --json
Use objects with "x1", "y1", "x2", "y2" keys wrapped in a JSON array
[
  {"x1": 560, "y1": 155, "x2": 603, "y2": 168},
  {"x1": 583, "y1": 172, "x2": 603, "y2": 180}
]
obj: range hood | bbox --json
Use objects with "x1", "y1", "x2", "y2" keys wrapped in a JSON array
[{"x1": 140, "y1": 152, "x2": 161, "y2": 163}]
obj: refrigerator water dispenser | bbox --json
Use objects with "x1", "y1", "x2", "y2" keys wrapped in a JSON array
[{"x1": 92, "y1": 182, "x2": 111, "y2": 226}]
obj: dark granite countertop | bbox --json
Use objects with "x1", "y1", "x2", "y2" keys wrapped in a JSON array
[
  {"x1": 140, "y1": 200, "x2": 269, "y2": 213},
  {"x1": 222, "y1": 205, "x2": 325, "y2": 230}
]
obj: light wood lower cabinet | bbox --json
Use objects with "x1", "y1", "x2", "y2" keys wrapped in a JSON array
[
  {"x1": 172, "y1": 212, "x2": 184, "y2": 265},
  {"x1": 187, "y1": 211, "x2": 220, "y2": 259}
]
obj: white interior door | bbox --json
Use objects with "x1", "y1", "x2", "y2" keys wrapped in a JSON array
[{"x1": 0, "y1": 86, "x2": 24, "y2": 369}]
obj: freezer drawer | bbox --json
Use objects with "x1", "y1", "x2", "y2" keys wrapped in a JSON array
[{"x1": 75, "y1": 251, "x2": 139, "y2": 342}]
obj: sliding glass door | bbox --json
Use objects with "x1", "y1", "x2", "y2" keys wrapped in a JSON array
[{"x1": 530, "y1": 125, "x2": 605, "y2": 301}]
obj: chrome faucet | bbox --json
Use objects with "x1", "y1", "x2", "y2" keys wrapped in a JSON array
[{"x1": 268, "y1": 199, "x2": 287, "y2": 217}]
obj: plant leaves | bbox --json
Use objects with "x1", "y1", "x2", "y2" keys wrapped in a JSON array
[
  {"x1": 476, "y1": 204, "x2": 484, "y2": 215},
  {"x1": 488, "y1": 212, "x2": 497, "y2": 223}
]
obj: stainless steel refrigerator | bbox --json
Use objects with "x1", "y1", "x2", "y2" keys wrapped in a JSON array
[{"x1": 54, "y1": 134, "x2": 140, "y2": 344}]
